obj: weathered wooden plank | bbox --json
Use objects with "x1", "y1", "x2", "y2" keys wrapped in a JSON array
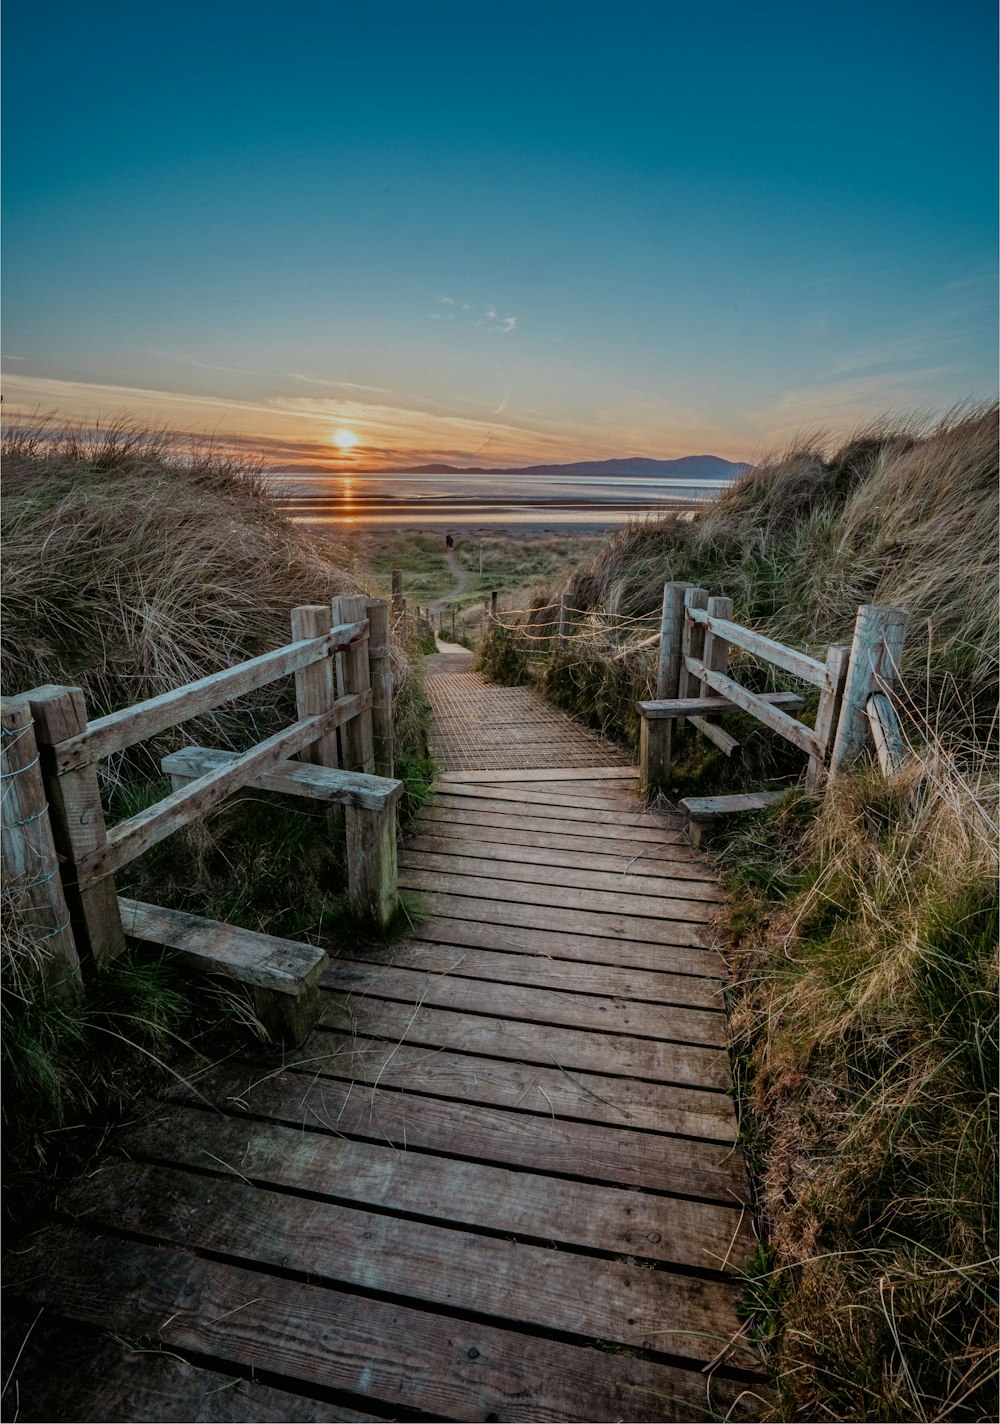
[
  {"x1": 637, "y1": 690, "x2": 806, "y2": 720},
  {"x1": 656, "y1": 581, "x2": 690, "y2": 699},
  {"x1": 318, "y1": 995, "x2": 731, "y2": 1092},
  {"x1": 434, "y1": 767, "x2": 637, "y2": 784},
  {"x1": 0, "y1": 697, "x2": 82, "y2": 999},
  {"x1": 7, "y1": 1228, "x2": 755, "y2": 1421},
  {"x1": 53, "y1": 624, "x2": 367, "y2": 771},
  {"x1": 806, "y1": 644, "x2": 850, "y2": 788},
  {"x1": 678, "y1": 587, "x2": 710, "y2": 699},
  {"x1": 299, "y1": 1028, "x2": 737, "y2": 1139},
  {"x1": 180, "y1": 1058, "x2": 744, "y2": 1194},
  {"x1": 400, "y1": 846, "x2": 725, "y2": 904},
  {"x1": 418, "y1": 802, "x2": 688, "y2": 848},
  {"x1": 2, "y1": 1315, "x2": 366, "y2": 1423},
  {"x1": 434, "y1": 783, "x2": 667, "y2": 816},
  {"x1": 334, "y1": 937, "x2": 726, "y2": 1007},
  {"x1": 324, "y1": 960, "x2": 726, "y2": 1047},
  {"x1": 686, "y1": 608, "x2": 830, "y2": 687},
  {"x1": 398, "y1": 866, "x2": 719, "y2": 925},
  {"x1": 830, "y1": 604, "x2": 910, "y2": 773},
  {"x1": 291, "y1": 604, "x2": 341, "y2": 772},
  {"x1": 333, "y1": 594, "x2": 375, "y2": 774},
  {"x1": 346, "y1": 798, "x2": 399, "y2": 931},
  {"x1": 680, "y1": 791, "x2": 789, "y2": 820},
  {"x1": 162, "y1": 744, "x2": 402, "y2": 811},
  {"x1": 412, "y1": 915, "x2": 728, "y2": 977},
  {"x1": 405, "y1": 829, "x2": 717, "y2": 881},
  {"x1": 26, "y1": 685, "x2": 126, "y2": 963},
  {"x1": 61, "y1": 1161, "x2": 745, "y2": 1351},
  {"x1": 119, "y1": 899, "x2": 325, "y2": 994},
  {"x1": 404, "y1": 888, "x2": 714, "y2": 948},
  {"x1": 366, "y1": 598, "x2": 394, "y2": 777},
  {"x1": 867, "y1": 690, "x2": 907, "y2": 773},
  {"x1": 683, "y1": 659, "x2": 822, "y2": 758},
  {"x1": 118, "y1": 1109, "x2": 749, "y2": 1262},
  {"x1": 80, "y1": 702, "x2": 367, "y2": 884}
]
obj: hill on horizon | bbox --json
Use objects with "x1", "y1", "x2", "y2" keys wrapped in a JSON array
[{"x1": 362, "y1": 454, "x2": 746, "y2": 478}]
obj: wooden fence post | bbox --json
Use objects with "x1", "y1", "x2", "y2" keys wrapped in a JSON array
[
  {"x1": 701, "y1": 595, "x2": 733, "y2": 696},
  {"x1": 490, "y1": 590, "x2": 498, "y2": 620},
  {"x1": 391, "y1": 571, "x2": 404, "y2": 619},
  {"x1": 806, "y1": 645, "x2": 850, "y2": 790},
  {"x1": 345, "y1": 799, "x2": 399, "y2": 932},
  {"x1": 332, "y1": 595, "x2": 375, "y2": 774},
  {"x1": 655, "y1": 582, "x2": 690, "y2": 699},
  {"x1": 1, "y1": 697, "x2": 83, "y2": 1002},
  {"x1": 366, "y1": 598, "x2": 394, "y2": 778},
  {"x1": 26, "y1": 685, "x2": 126, "y2": 965},
  {"x1": 639, "y1": 712, "x2": 672, "y2": 796},
  {"x1": 678, "y1": 587, "x2": 709, "y2": 697},
  {"x1": 451, "y1": 607, "x2": 456, "y2": 636},
  {"x1": 829, "y1": 605, "x2": 910, "y2": 775},
  {"x1": 291, "y1": 606, "x2": 339, "y2": 770},
  {"x1": 556, "y1": 593, "x2": 569, "y2": 652}
]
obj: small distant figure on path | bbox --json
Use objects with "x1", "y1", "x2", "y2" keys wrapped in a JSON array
[{"x1": 445, "y1": 533, "x2": 454, "y2": 549}]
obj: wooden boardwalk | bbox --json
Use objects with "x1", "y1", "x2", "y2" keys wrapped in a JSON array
[{"x1": 5, "y1": 651, "x2": 760, "y2": 1422}]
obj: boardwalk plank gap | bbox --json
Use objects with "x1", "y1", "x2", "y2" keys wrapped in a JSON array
[{"x1": 8, "y1": 640, "x2": 762, "y2": 1422}]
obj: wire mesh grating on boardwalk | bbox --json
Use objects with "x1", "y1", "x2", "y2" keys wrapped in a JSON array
[{"x1": 424, "y1": 653, "x2": 628, "y2": 771}]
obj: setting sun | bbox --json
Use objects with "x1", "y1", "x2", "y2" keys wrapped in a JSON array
[{"x1": 332, "y1": 428, "x2": 359, "y2": 450}]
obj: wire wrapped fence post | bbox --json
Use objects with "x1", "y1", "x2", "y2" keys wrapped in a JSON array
[{"x1": 1, "y1": 696, "x2": 83, "y2": 1002}]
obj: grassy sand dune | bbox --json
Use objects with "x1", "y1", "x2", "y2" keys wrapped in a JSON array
[{"x1": 477, "y1": 405, "x2": 999, "y2": 1422}]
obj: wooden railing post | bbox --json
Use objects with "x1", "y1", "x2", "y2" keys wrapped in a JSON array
[
  {"x1": 391, "y1": 571, "x2": 404, "y2": 619},
  {"x1": 678, "y1": 587, "x2": 709, "y2": 697},
  {"x1": 701, "y1": 596, "x2": 733, "y2": 695},
  {"x1": 490, "y1": 590, "x2": 498, "y2": 620},
  {"x1": 366, "y1": 598, "x2": 394, "y2": 778},
  {"x1": 655, "y1": 582, "x2": 690, "y2": 699},
  {"x1": 332, "y1": 595, "x2": 375, "y2": 774},
  {"x1": 639, "y1": 711, "x2": 671, "y2": 797},
  {"x1": 25, "y1": 685, "x2": 125, "y2": 965},
  {"x1": 806, "y1": 645, "x2": 850, "y2": 790},
  {"x1": 556, "y1": 593, "x2": 569, "y2": 653},
  {"x1": 830, "y1": 605, "x2": 910, "y2": 775},
  {"x1": 345, "y1": 799, "x2": 399, "y2": 932},
  {"x1": 291, "y1": 606, "x2": 339, "y2": 771},
  {"x1": 1, "y1": 697, "x2": 83, "y2": 1002}
]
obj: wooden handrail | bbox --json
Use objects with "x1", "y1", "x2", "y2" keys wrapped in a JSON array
[
  {"x1": 76, "y1": 691, "x2": 370, "y2": 885},
  {"x1": 683, "y1": 657, "x2": 822, "y2": 758},
  {"x1": 54, "y1": 621, "x2": 368, "y2": 771},
  {"x1": 685, "y1": 608, "x2": 828, "y2": 688}
]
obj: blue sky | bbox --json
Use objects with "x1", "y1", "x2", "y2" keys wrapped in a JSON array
[{"x1": 3, "y1": 0, "x2": 996, "y2": 467}]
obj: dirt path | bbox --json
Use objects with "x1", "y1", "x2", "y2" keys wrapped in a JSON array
[{"x1": 428, "y1": 549, "x2": 472, "y2": 617}]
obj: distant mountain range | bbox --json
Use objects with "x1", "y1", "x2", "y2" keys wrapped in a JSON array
[{"x1": 362, "y1": 455, "x2": 747, "y2": 479}]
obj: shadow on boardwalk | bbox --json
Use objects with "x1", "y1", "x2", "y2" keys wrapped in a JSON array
[{"x1": 4, "y1": 645, "x2": 764, "y2": 1422}]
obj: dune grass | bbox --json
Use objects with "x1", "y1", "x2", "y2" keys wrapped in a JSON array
[
  {"x1": 1, "y1": 419, "x2": 434, "y2": 1183},
  {"x1": 476, "y1": 404, "x2": 1000, "y2": 1421}
]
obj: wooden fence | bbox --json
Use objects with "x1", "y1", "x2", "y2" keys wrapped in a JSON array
[
  {"x1": 2, "y1": 597, "x2": 402, "y2": 1038},
  {"x1": 638, "y1": 582, "x2": 909, "y2": 797}
]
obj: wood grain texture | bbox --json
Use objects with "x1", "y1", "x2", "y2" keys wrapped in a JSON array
[
  {"x1": 118, "y1": 1108, "x2": 750, "y2": 1262},
  {"x1": 685, "y1": 607, "x2": 829, "y2": 687},
  {"x1": 332, "y1": 936, "x2": 726, "y2": 1006},
  {"x1": 418, "y1": 800, "x2": 688, "y2": 846},
  {"x1": 7, "y1": 1227, "x2": 757, "y2": 1421},
  {"x1": 295, "y1": 1028, "x2": 737, "y2": 1139},
  {"x1": 174, "y1": 1058, "x2": 745, "y2": 1196},
  {"x1": 53, "y1": 624, "x2": 366, "y2": 771},
  {"x1": 638, "y1": 690, "x2": 806, "y2": 720},
  {"x1": 402, "y1": 887, "x2": 715, "y2": 948},
  {"x1": 323, "y1": 959, "x2": 726, "y2": 1046},
  {"x1": 2, "y1": 1316, "x2": 367, "y2": 1424},
  {"x1": 434, "y1": 766, "x2": 638, "y2": 784},
  {"x1": 683, "y1": 658, "x2": 822, "y2": 758},
  {"x1": 410, "y1": 914, "x2": 728, "y2": 976},
  {"x1": 398, "y1": 865, "x2": 720, "y2": 925},
  {"x1": 317, "y1": 994, "x2": 732, "y2": 1090},
  {"x1": 161, "y1": 744, "x2": 402, "y2": 810},
  {"x1": 405, "y1": 828, "x2": 717, "y2": 880},
  {"x1": 61, "y1": 1160, "x2": 744, "y2": 1350}
]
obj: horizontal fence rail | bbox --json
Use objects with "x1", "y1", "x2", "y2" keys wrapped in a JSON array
[
  {"x1": 637, "y1": 581, "x2": 906, "y2": 802},
  {"x1": 55, "y1": 621, "x2": 368, "y2": 772},
  {"x1": 15, "y1": 601, "x2": 400, "y2": 1037},
  {"x1": 684, "y1": 608, "x2": 829, "y2": 688}
]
